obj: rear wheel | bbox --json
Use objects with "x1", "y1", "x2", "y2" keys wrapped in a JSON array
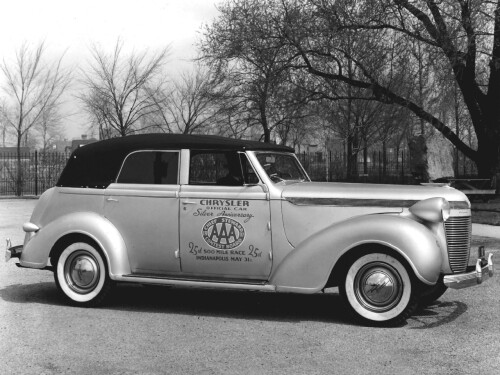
[
  {"x1": 340, "y1": 253, "x2": 418, "y2": 326},
  {"x1": 54, "y1": 241, "x2": 113, "y2": 307}
]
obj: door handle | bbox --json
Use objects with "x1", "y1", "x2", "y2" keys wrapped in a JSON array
[
  {"x1": 182, "y1": 200, "x2": 197, "y2": 205},
  {"x1": 106, "y1": 198, "x2": 119, "y2": 202}
]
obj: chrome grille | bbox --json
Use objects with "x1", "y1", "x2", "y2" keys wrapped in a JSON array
[{"x1": 444, "y1": 216, "x2": 471, "y2": 273}]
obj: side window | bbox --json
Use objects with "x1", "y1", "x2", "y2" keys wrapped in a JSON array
[
  {"x1": 190, "y1": 151, "x2": 246, "y2": 186},
  {"x1": 117, "y1": 151, "x2": 179, "y2": 184}
]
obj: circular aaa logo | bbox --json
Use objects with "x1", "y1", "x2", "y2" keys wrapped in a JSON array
[{"x1": 202, "y1": 217, "x2": 245, "y2": 249}]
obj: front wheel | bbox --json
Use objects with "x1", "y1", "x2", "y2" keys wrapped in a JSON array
[
  {"x1": 54, "y1": 241, "x2": 113, "y2": 307},
  {"x1": 340, "y1": 253, "x2": 418, "y2": 326},
  {"x1": 417, "y1": 278, "x2": 448, "y2": 307}
]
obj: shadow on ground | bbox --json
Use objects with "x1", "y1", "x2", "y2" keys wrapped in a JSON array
[
  {"x1": 410, "y1": 300, "x2": 468, "y2": 329},
  {"x1": 0, "y1": 282, "x2": 352, "y2": 324},
  {"x1": 0, "y1": 282, "x2": 468, "y2": 328}
]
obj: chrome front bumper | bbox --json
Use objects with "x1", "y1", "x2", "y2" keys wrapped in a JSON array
[
  {"x1": 443, "y1": 253, "x2": 494, "y2": 289},
  {"x1": 5, "y1": 238, "x2": 23, "y2": 262}
]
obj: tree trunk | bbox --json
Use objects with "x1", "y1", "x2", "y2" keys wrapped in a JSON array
[
  {"x1": 363, "y1": 136, "x2": 368, "y2": 175},
  {"x1": 346, "y1": 135, "x2": 353, "y2": 180},
  {"x1": 16, "y1": 133, "x2": 22, "y2": 196},
  {"x1": 346, "y1": 132, "x2": 359, "y2": 181},
  {"x1": 473, "y1": 95, "x2": 500, "y2": 177},
  {"x1": 454, "y1": 86, "x2": 460, "y2": 176},
  {"x1": 260, "y1": 105, "x2": 271, "y2": 143},
  {"x1": 475, "y1": 135, "x2": 500, "y2": 178}
]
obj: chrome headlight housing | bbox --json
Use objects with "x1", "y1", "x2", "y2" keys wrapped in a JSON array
[
  {"x1": 22, "y1": 222, "x2": 40, "y2": 246},
  {"x1": 409, "y1": 197, "x2": 450, "y2": 223},
  {"x1": 441, "y1": 199, "x2": 451, "y2": 221}
]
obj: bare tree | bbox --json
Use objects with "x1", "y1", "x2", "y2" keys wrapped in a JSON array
[
  {"x1": 0, "y1": 107, "x2": 8, "y2": 147},
  {"x1": 80, "y1": 39, "x2": 169, "y2": 138},
  {"x1": 150, "y1": 67, "x2": 224, "y2": 134},
  {"x1": 279, "y1": 0, "x2": 500, "y2": 177},
  {"x1": 209, "y1": 0, "x2": 500, "y2": 177},
  {"x1": 200, "y1": 0, "x2": 302, "y2": 143},
  {"x1": 0, "y1": 42, "x2": 70, "y2": 195},
  {"x1": 37, "y1": 105, "x2": 64, "y2": 151}
]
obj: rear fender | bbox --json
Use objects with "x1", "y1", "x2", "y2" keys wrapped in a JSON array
[
  {"x1": 270, "y1": 214, "x2": 442, "y2": 293},
  {"x1": 20, "y1": 212, "x2": 130, "y2": 277}
]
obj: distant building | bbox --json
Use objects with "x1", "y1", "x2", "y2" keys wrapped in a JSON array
[
  {"x1": 70, "y1": 135, "x2": 98, "y2": 152},
  {"x1": 47, "y1": 140, "x2": 72, "y2": 153}
]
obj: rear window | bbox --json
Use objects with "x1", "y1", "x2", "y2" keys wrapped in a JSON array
[{"x1": 117, "y1": 151, "x2": 179, "y2": 184}]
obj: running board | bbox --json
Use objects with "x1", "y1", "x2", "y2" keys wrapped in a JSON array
[
  {"x1": 15, "y1": 263, "x2": 53, "y2": 272},
  {"x1": 114, "y1": 274, "x2": 276, "y2": 292}
]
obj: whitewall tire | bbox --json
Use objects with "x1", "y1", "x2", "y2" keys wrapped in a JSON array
[
  {"x1": 54, "y1": 242, "x2": 112, "y2": 307},
  {"x1": 340, "y1": 252, "x2": 417, "y2": 326}
]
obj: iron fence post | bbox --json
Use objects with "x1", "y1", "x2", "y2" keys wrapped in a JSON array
[
  {"x1": 378, "y1": 151, "x2": 382, "y2": 182},
  {"x1": 34, "y1": 150, "x2": 38, "y2": 196},
  {"x1": 401, "y1": 150, "x2": 405, "y2": 184}
]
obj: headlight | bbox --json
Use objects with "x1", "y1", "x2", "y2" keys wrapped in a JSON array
[
  {"x1": 22, "y1": 222, "x2": 40, "y2": 247},
  {"x1": 23, "y1": 222, "x2": 40, "y2": 233},
  {"x1": 409, "y1": 197, "x2": 450, "y2": 222}
]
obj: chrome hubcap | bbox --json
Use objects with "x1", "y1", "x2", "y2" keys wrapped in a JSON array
[
  {"x1": 64, "y1": 251, "x2": 100, "y2": 294},
  {"x1": 354, "y1": 262, "x2": 403, "y2": 312}
]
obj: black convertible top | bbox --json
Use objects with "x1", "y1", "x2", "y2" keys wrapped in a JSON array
[{"x1": 57, "y1": 134, "x2": 293, "y2": 188}]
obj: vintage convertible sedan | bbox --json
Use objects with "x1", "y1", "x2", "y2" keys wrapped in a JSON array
[{"x1": 5, "y1": 134, "x2": 494, "y2": 326}]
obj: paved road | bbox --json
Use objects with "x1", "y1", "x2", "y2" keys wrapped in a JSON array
[{"x1": 1, "y1": 199, "x2": 499, "y2": 374}]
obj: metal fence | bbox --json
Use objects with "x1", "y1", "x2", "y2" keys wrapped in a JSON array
[
  {"x1": 298, "y1": 149, "x2": 480, "y2": 183},
  {"x1": 0, "y1": 149, "x2": 484, "y2": 196},
  {"x1": 0, "y1": 151, "x2": 69, "y2": 196},
  {"x1": 298, "y1": 150, "x2": 414, "y2": 183}
]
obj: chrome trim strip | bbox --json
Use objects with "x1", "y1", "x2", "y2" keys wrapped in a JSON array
[
  {"x1": 450, "y1": 201, "x2": 471, "y2": 209},
  {"x1": 443, "y1": 254, "x2": 494, "y2": 289},
  {"x1": 285, "y1": 198, "x2": 469, "y2": 209},
  {"x1": 59, "y1": 187, "x2": 105, "y2": 196},
  {"x1": 286, "y1": 198, "x2": 418, "y2": 207},
  {"x1": 115, "y1": 275, "x2": 276, "y2": 291}
]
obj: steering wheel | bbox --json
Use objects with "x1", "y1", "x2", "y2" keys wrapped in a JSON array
[{"x1": 269, "y1": 173, "x2": 285, "y2": 183}]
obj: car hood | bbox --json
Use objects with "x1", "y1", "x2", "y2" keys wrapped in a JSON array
[
  {"x1": 281, "y1": 181, "x2": 469, "y2": 207},
  {"x1": 279, "y1": 182, "x2": 469, "y2": 247}
]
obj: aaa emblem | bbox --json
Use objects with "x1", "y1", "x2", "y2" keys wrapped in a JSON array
[{"x1": 202, "y1": 217, "x2": 245, "y2": 249}]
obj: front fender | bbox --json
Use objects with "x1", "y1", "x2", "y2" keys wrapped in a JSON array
[
  {"x1": 20, "y1": 212, "x2": 130, "y2": 277},
  {"x1": 270, "y1": 214, "x2": 443, "y2": 293}
]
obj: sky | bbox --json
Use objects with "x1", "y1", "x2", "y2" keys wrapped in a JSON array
[{"x1": 0, "y1": 0, "x2": 220, "y2": 142}]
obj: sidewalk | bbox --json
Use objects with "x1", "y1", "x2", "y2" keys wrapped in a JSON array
[{"x1": 473, "y1": 223, "x2": 500, "y2": 239}]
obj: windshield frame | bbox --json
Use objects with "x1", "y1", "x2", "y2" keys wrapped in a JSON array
[{"x1": 253, "y1": 151, "x2": 310, "y2": 185}]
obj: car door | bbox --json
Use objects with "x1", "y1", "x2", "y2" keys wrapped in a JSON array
[
  {"x1": 104, "y1": 150, "x2": 181, "y2": 275},
  {"x1": 179, "y1": 150, "x2": 272, "y2": 281}
]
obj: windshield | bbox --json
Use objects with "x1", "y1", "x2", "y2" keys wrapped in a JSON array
[{"x1": 255, "y1": 152, "x2": 309, "y2": 184}]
